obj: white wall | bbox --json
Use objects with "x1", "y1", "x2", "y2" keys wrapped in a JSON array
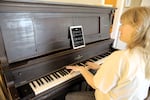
[
  {"x1": 33, "y1": 0, "x2": 105, "y2": 6},
  {"x1": 141, "y1": 0, "x2": 150, "y2": 6},
  {"x1": 111, "y1": 0, "x2": 126, "y2": 49},
  {"x1": 111, "y1": 0, "x2": 146, "y2": 50}
]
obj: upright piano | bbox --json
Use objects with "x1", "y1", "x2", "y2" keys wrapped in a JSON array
[{"x1": 0, "y1": 1, "x2": 115, "y2": 100}]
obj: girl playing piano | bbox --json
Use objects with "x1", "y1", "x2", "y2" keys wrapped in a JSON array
[{"x1": 66, "y1": 6, "x2": 150, "y2": 100}]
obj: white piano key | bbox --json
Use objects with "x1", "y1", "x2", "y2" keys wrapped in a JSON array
[
  {"x1": 41, "y1": 78, "x2": 47, "y2": 84},
  {"x1": 32, "y1": 81, "x2": 42, "y2": 95},
  {"x1": 50, "y1": 74, "x2": 57, "y2": 80},
  {"x1": 63, "y1": 69, "x2": 69, "y2": 75},
  {"x1": 58, "y1": 70, "x2": 65, "y2": 76},
  {"x1": 47, "y1": 75, "x2": 53, "y2": 81},
  {"x1": 56, "y1": 72, "x2": 63, "y2": 78},
  {"x1": 88, "y1": 59, "x2": 95, "y2": 62},
  {"x1": 33, "y1": 81, "x2": 40, "y2": 88},
  {"x1": 94, "y1": 57, "x2": 107, "y2": 65},
  {"x1": 29, "y1": 82, "x2": 37, "y2": 93},
  {"x1": 79, "y1": 63, "x2": 86, "y2": 66}
]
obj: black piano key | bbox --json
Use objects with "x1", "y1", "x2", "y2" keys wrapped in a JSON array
[
  {"x1": 105, "y1": 51, "x2": 111, "y2": 55},
  {"x1": 79, "y1": 63, "x2": 86, "y2": 66},
  {"x1": 64, "y1": 69, "x2": 70, "y2": 74},
  {"x1": 85, "y1": 59, "x2": 93, "y2": 63},
  {"x1": 58, "y1": 70, "x2": 65, "y2": 76},
  {"x1": 46, "y1": 76, "x2": 51, "y2": 82},
  {"x1": 39, "y1": 79, "x2": 43, "y2": 85},
  {"x1": 52, "y1": 73, "x2": 59, "y2": 79},
  {"x1": 96, "y1": 56, "x2": 100, "y2": 59},
  {"x1": 64, "y1": 69, "x2": 69, "y2": 75},
  {"x1": 81, "y1": 61, "x2": 87, "y2": 65},
  {"x1": 60, "y1": 69, "x2": 66, "y2": 76},
  {"x1": 100, "y1": 54, "x2": 107, "y2": 57},
  {"x1": 48, "y1": 75, "x2": 54, "y2": 81},
  {"x1": 65, "y1": 69, "x2": 70, "y2": 73},
  {"x1": 61, "y1": 69, "x2": 67, "y2": 76},
  {"x1": 57, "y1": 72, "x2": 63, "y2": 78},
  {"x1": 39, "y1": 79, "x2": 44, "y2": 84},
  {"x1": 97, "y1": 55, "x2": 103, "y2": 59},
  {"x1": 104, "y1": 53, "x2": 109, "y2": 56},
  {"x1": 62, "y1": 69, "x2": 68, "y2": 75},
  {"x1": 90, "y1": 57, "x2": 98, "y2": 61},
  {"x1": 57, "y1": 71, "x2": 64, "y2": 76},
  {"x1": 55, "y1": 72, "x2": 61, "y2": 78},
  {"x1": 88, "y1": 59, "x2": 95, "y2": 62},
  {"x1": 43, "y1": 77, "x2": 49, "y2": 83},
  {"x1": 66, "y1": 68, "x2": 71, "y2": 73},
  {"x1": 36, "y1": 80, "x2": 41, "y2": 86},
  {"x1": 95, "y1": 56, "x2": 100, "y2": 60},
  {"x1": 94, "y1": 57, "x2": 99, "y2": 60},
  {"x1": 31, "y1": 82, "x2": 36, "y2": 88},
  {"x1": 76, "y1": 63, "x2": 83, "y2": 66}
]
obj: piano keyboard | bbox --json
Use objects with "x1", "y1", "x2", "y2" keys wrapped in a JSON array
[{"x1": 29, "y1": 52, "x2": 111, "y2": 95}]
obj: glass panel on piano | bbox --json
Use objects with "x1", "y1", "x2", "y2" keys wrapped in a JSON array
[
  {"x1": 74, "y1": 16, "x2": 100, "y2": 43},
  {"x1": 34, "y1": 16, "x2": 72, "y2": 55},
  {"x1": 0, "y1": 18, "x2": 36, "y2": 63},
  {"x1": 100, "y1": 14, "x2": 111, "y2": 38},
  {"x1": 74, "y1": 15, "x2": 111, "y2": 43}
]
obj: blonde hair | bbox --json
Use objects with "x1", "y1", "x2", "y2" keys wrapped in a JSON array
[{"x1": 121, "y1": 7, "x2": 150, "y2": 79}]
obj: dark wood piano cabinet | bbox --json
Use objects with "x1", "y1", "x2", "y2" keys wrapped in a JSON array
[{"x1": 0, "y1": 1, "x2": 115, "y2": 100}]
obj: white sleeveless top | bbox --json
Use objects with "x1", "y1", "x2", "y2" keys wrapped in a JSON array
[{"x1": 94, "y1": 50, "x2": 150, "y2": 100}]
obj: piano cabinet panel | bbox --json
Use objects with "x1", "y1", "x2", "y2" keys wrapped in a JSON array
[
  {"x1": 0, "y1": 17, "x2": 37, "y2": 63},
  {"x1": 34, "y1": 15, "x2": 72, "y2": 55},
  {"x1": 0, "y1": 1, "x2": 115, "y2": 100}
]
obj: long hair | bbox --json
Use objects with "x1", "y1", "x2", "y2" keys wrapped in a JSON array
[{"x1": 121, "y1": 7, "x2": 150, "y2": 79}]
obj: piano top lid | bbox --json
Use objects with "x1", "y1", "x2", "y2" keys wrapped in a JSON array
[
  {"x1": 0, "y1": 1, "x2": 115, "y2": 14},
  {"x1": 0, "y1": 0, "x2": 113, "y2": 9}
]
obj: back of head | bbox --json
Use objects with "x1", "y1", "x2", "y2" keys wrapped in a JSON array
[
  {"x1": 121, "y1": 6, "x2": 150, "y2": 50},
  {"x1": 121, "y1": 7, "x2": 150, "y2": 79}
]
